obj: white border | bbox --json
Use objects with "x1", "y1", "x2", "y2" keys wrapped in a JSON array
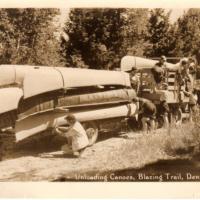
[
  {"x1": 0, "y1": 182, "x2": 200, "y2": 198},
  {"x1": 0, "y1": 0, "x2": 200, "y2": 198},
  {"x1": 0, "y1": 0, "x2": 200, "y2": 8}
]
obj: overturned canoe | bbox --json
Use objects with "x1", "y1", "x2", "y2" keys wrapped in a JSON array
[
  {"x1": 120, "y1": 56, "x2": 175, "y2": 71},
  {"x1": 0, "y1": 65, "x2": 137, "y2": 142},
  {"x1": 15, "y1": 103, "x2": 137, "y2": 141}
]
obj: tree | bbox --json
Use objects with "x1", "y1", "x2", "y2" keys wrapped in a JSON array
[
  {"x1": 145, "y1": 8, "x2": 174, "y2": 57},
  {"x1": 0, "y1": 8, "x2": 64, "y2": 66},
  {"x1": 120, "y1": 9, "x2": 149, "y2": 57},
  {"x1": 173, "y1": 9, "x2": 200, "y2": 63},
  {"x1": 62, "y1": 9, "x2": 125, "y2": 69},
  {"x1": 61, "y1": 8, "x2": 149, "y2": 70},
  {"x1": 0, "y1": 9, "x2": 15, "y2": 63}
]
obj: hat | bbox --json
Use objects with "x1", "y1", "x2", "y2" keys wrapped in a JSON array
[
  {"x1": 180, "y1": 58, "x2": 188, "y2": 65},
  {"x1": 188, "y1": 57, "x2": 195, "y2": 62},
  {"x1": 127, "y1": 66, "x2": 137, "y2": 73},
  {"x1": 64, "y1": 114, "x2": 76, "y2": 123},
  {"x1": 160, "y1": 55, "x2": 166, "y2": 61},
  {"x1": 132, "y1": 97, "x2": 140, "y2": 102},
  {"x1": 131, "y1": 66, "x2": 137, "y2": 71}
]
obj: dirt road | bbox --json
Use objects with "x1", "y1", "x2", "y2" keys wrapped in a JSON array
[
  {"x1": 1, "y1": 122, "x2": 199, "y2": 182},
  {"x1": 0, "y1": 130, "x2": 175, "y2": 181}
]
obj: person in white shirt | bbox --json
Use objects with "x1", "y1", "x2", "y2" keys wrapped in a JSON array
[
  {"x1": 175, "y1": 58, "x2": 194, "y2": 92},
  {"x1": 55, "y1": 114, "x2": 89, "y2": 157},
  {"x1": 183, "y1": 89, "x2": 198, "y2": 123}
]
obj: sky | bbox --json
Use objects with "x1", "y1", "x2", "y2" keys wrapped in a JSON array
[
  {"x1": 58, "y1": 8, "x2": 186, "y2": 28},
  {"x1": 169, "y1": 9, "x2": 186, "y2": 23}
]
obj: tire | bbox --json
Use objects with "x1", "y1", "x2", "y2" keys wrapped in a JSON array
[{"x1": 82, "y1": 121, "x2": 99, "y2": 146}]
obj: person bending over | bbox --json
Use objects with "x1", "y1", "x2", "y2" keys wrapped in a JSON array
[{"x1": 137, "y1": 98, "x2": 157, "y2": 133}]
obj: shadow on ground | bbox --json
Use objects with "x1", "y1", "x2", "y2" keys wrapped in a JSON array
[
  {"x1": 4, "y1": 129, "x2": 132, "y2": 160},
  {"x1": 53, "y1": 158, "x2": 200, "y2": 182}
]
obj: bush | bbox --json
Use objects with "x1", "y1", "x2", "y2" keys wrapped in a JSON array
[{"x1": 164, "y1": 123, "x2": 200, "y2": 156}]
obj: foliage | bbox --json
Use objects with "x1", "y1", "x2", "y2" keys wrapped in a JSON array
[
  {"x1": 61, "y1": 9, "x2": 123, "y2": 69},
  {"x1": 0, "y1": 8, "x2": 64, "y2": 66},
  {"x1": 145, "y1": 8, "x2": 174, "y2": 57},
  {"x1": 62, "y1": 8, "x2": 149, "y2": 69},
  {"x1": 120, "y1": 9, "x2": 149, "y2": 57},
  {"x1": 164, "y1": 123, "x2": 200, "y2": 156},
  {"x1": 173, "y1": 9, "x2": 200, "y2": 63},
  {"x1": 2, "y1": 8, "x2": 200, "y2": 68},
  {"x1": 0, "y1": 9, "x2": 14, "y2": 63}
]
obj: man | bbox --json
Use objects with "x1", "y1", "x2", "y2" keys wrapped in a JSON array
[
  {"x1": 177, "y1": 58, "x2": 193, "y2": 92},
  {"x1": 151, "y1": 56, "x2": 167, "y2": 89},
  {"x1": 155, "y1": 55, "x2": 167, "y2": 68},
  {"x1": 179, "y1": 58, "x2": 189, "y2": 76},
  {"x1": 183, "y1": 89, "x2": 198, "y2": 123},
  {"x1": 129, "y1": 66, "x2": 140, "y2": 93},
  {"x1": 188, "y1": 57, "x2": 196, "y2": 75},
  {"x1": 55, "y1": 114, "x2": 89, "y2": 157},
  {"x1": 136, "y1": 98, "x2": 157, "y2": 133},
  {"x1": 188, "y1": 57, "x2": 196, "y2": 89},
  {"x1": 157, "y1": 95, "x2": 170, "y2": 128}
]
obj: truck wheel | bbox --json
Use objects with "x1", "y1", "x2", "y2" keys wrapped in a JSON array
[{"x1": 83, "y1": 122, "x2": 99, "y2": 146}]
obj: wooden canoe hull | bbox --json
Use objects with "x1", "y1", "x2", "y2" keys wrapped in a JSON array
[{"x1": 15, "y1": 103, "x2": 137, "y2": 141}]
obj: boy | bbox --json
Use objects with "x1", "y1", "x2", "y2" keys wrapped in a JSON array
[
  {"x1": 183, "y1": 89, "x2": 198, "y2": 123},
  {"x1": 55, "y1": 114, "x2": 89, "y2": 157},
  {"x1": 136, "y1": 98, "x2": 157, "y2": 133},
  {"x1": 128, "y1": 66, "x2": 140, "y2": 94}
]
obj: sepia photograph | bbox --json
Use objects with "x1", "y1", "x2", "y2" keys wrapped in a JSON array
[{"x1": 0, "y1": 1, "x2": 200, "y2": 192}]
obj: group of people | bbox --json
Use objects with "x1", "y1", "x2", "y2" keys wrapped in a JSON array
[
  {"x1": 131, "y1": 96, "x2": 169, "y2": 133},
  {"x1": 53, "y1": 55, "x2": 199, "y2": 158},
  {"x1": 128, "y1": 55, "x2": 198, "y2": 133}
]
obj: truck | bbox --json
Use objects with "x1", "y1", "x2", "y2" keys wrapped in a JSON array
[
  {"x1": 121, "y1": 56, "x2": 191, "y2": 126},
  {"x1": 0, "y1": 65, "x2": 137, "y2": 159}
]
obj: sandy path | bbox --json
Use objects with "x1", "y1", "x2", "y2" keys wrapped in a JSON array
[{"x1": 0, "y1": 131, "x2": 174, "y2": 181}]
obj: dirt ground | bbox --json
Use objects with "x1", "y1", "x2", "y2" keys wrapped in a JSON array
[{"x1": 0, "y1": 129, "x2": 177, "y2": 181}]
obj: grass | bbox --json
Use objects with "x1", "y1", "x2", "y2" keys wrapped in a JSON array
[
  {"x1": 164, "y1": 123, "x2": 200, "y2": 156},
  {"x1": 105, "y1": 121, "x2": 200, "y2": 170},
  {"x1": 1, "y1": 117, "x2": 200, "y2": 181},
  {"x1": 3, "y1": 111, "x2": 200, "y2": 175}
]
